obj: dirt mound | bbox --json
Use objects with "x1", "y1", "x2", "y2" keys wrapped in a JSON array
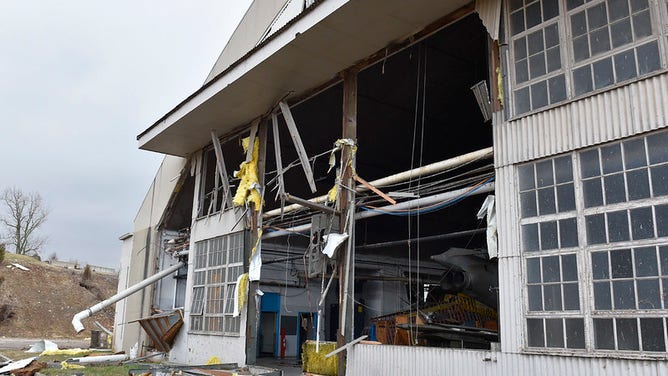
[{"x1": 0, "y1": 253, "x2": 118, "y2": 339}]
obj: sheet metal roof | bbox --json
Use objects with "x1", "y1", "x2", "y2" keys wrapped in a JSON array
[{"x1": 138, "y1": 0, "x2": 471, "y2": 157}]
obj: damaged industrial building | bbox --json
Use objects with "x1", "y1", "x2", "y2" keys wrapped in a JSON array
[{"x1": 100, "y1": 0, "x2": 668, "y2": 374}]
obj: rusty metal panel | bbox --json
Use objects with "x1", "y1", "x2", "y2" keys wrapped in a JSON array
[
  {"x1": 495, "y1": 73, "x2": 668, "y2": 167},
  {"x1": 346, "y1": 344, "x2": 668, "y2": 375}
]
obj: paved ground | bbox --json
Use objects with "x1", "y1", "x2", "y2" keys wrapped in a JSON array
[
  {"x1": 0, "y1": 337, "x2": 88, "y2": 350},
  {"x1": 256, "y1": 357, "x2": 303, "y2": 376}
]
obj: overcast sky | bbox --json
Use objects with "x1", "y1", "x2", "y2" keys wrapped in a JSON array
[{"x1": 0, "y1": 1, "x2": 252, "y2": 268}]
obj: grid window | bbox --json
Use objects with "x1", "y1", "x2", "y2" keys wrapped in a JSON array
[
  {"x1": 507, "y1": 0, "x2": 666, "y2": 116},
  {"x1": 190, "y1": 232, "x2": 245, "y2": 335},
  {"x1": 520, "y1": 128, "x2": 668, "y2": 354}
]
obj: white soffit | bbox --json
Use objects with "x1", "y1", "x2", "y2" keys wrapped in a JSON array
[{"x1": 138, "y1": 0, "x2": 472, "y2": 157}]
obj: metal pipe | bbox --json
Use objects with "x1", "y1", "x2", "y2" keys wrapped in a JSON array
[
  {"x1": 263, "y1": 147, "x2": 493, "y2": 218},
  {"x1": 282, "y1": 193, "x2": 337, "y2": 215},
  {"x1": 356, "y1": 228, "x2": 486, "y2": 251},
  {"x1": 72, "y1": 261, "x2": 185, "y2": 333},
  {"x1": 262, "y1": 182, "x2": 494, "y2": 240}
]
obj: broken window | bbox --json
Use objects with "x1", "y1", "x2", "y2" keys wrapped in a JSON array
[
  {"x1": 520, "y1": 128, "x2": 668, "y2": 353},
  {"x1": 190, "y1": 232, "x2": 245, "y2": 335},
  {"x1": 508, "y1": 0, "x2": 666, "y2": 116}
]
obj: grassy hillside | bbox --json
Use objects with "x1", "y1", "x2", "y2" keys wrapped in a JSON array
[{"x1": 0, "y1": 253, "x2": 117, "y2": 338}]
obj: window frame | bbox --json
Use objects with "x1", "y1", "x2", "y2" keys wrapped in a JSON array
[
  {"x1": 189, "y1": 231, "x2": 246, "y2": 336},
  {"x1": 506, "y1": 0, "x2": 668, "y2": 119},
  {"x1": 519, "y1": 129, "x2": 668, "y2": 358}
]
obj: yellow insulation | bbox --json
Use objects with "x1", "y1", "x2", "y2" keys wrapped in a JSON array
[
  {"x1": 60, "y1": 361, "x2": 86, "y2": 369},
  {"x1": 301, "y1": 340, "x2": 338, "y2": 376},
  {"x1": 233, "y1": 137, "x2": 262, "y2": 210},
  {"x1": 42, "y1": 349, "x2": 92, "y2": 357},
  {"x1": 327, "y1": 185, "x2": 338, "y2": 203},
  {"x1": 237, "y1": 273, "x2": 249, "y2": 312}
]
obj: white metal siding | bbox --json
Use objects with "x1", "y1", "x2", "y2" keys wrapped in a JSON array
[
  {"x1": 346, "y1": 344, "x2": 668, "y2": 376},
  {"x1": 494, "y1": 73, "x2": 668, "y2": 167}
]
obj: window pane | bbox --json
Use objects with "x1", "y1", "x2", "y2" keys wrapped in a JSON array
[
  {"x1": 531, "y1": 80, "x2": 549, "y2": 109},
  {"x1": 656, "y1": 205, "x2": 668, "y2": 237},
  {"x1": 527, "y1": 258, "x2": 542, "y2": 283},
  {"x1": 516, "y1": 60, "x2": 530, "y2": 83},
  {"x1": 546, "y1": 47, "x2": 561, "y2": 72},
  {"x1": 509, "y1": 0, "x2": 523, "y2": 12},
  {"x1": 635, "y1": 247, "x2": 658, "y2": 276},
  {"x1": 529, "y1": 285, "x2": 544, "y2": 310},
  {"x1": 521, "y1": 191, "x2": 538, "y2": 218},
  {"x1": 527, "y1": 319, "x2": 545, "y2": 347},
  {"x1": 528, "y1": 29, "x2": 545, "y2": 55},
  {"x1": 590, "y1": 27, "x2": 611, "y2": 57},
  {"x1": 604, "y1": 173, "x2": 626, "y2": 204},
  {"x1": 636, "y1": 279, "x2": 660, "y2": 309},
  {"x1": 651, "y1": 164, "x2": 668, "y2": 197},
  {"x1": 613, "y1": 280, "x2": 636, "y2": 309},
  {"x1": 541, "y1": 221, "x2": 559, "y2": 250},
  {"x1": 614, "y1": 49, "x2": 638, "y2": 82},
  {"x1": 601, "y1": 144, "x2": 624, "y2": 173},
  {"x1": 593, "y1": 57, "x2": 614, "y2": 90},
  {"x1": 630, "y1": 207, "x2": 654, "y2": 239},
  {"x1": 626, "y1": 169, "x2": 650, "y2": 200},
  {"x1": 544, "y1": 23, "x2": 559, "y2": 47},
  {"x1": 573, "y1": 35, "x2": 590, "y2": 62},
  {"x1": 594, "y1": 281, "x2": 612, "y2": 310},
  {"x1": 580, "y1": 149, "x2": 601, "y2": 178},
  {"x1": 526, "y1": 2, "x2": 542, "y2": 28},
  {"x1": 567, "y1": 0, "x2": 583, "y2": 10},
  {"x1": 611, "y1": 249, "x2": 633, "y2": 278},
  {"x1": 566, "y1": 319, "x2": 586, "y2": 349},
  {"x1": 632, "y1": 10, "x2": 652, "y2": 39},
  {"x1": 571, "y1": 11, "x2": 587, "y2": 36},
  {"x1": 515, "y1": 87, "x2": 531, "y2": 114},
  {"x1": 630, "y1": 0, "x2": 649, "y2": 11},
  {"x1": 623, "y1": 138, "x2": 647, "y2": 168},
  {"x1": 611, "y1": 19, "x2": 633, "y2": 48},
  {"x1": 647, "y1": 131, "x2": 668, "y2": 164},
  {"x1": 640, "y1": 318, "x2": 665, "y2": 351},
  {"x1": 559, "y1": 218, "x2": 579, "y2": 248},
  {"x1": 573, "y1": 65, "x2": 593, "y2": 95},
  {"x1": 557, "y1": 184, "x2": 576, "y2": 212},
  {"x1": 594, "y1": 318, "x2": 615, "y2": 349},
  {"x1": 538, "y1": 187, "x2": 557, "y2": 215},
  {"x1": 592, "y1": 251, "x2": 610, "y2": 279},
  {"x1": 587, "y1": 3, "x2": 607, "y2": 29},
  {"x1": 549, "y1": 74, "x2": 567, "y2": 103},
  {"x1": 523, "y1": 224, "x2": 540, "y2": 251},
  {"x1": 562, "y1": 254, "x2": 578, "y2": 281},
  {"x1": 542, "y1": 255, "x2": 561, "y2": 282},
  {"x1": 510, "y1": 10, "x2": 526, "y2": 36},
  {"x1": 637, "y1": 41, "x2": 660, "y2": 75},
  {"x1": 583, "y1": 178, "x2": 604, "y2": 208},
  {"x1": 545, "y1": 319, "x2": 565, "y2": 347},
  {"x1": 544, "y1": 284, "x2": 563, "y2": 310},
  {"x1": 660, "y1": 246, "x2": 668, "y2": 275},
  {"x1": 554, "y1": 156, "x2": 573, "y2": 183},
  {"x1": 515, "y1": 37, "x2": 528, "y2": 60},
  {"x1": 586, "y1": 213, "x2": 607, "y2": 244},
  {"x1": 543, "y1": 0, "x2": 559, "y2": 19},
  {"x1": 519, "y1": 164, "x2": 536, "y2": 191},
  {"x1": 530, "y1": 53, "x2": 547, "y2": 79},
  {"x1": 607, "y1": 210, "x2": 630, "y2": 243},
  {"x1": 608, "y1": 0, "x2": 630, "y2": 21},
  {"x1": 563, "y1": 283, "x2": 580, "y2": 310},
  {"x1": 616, "y1": 318, "x2": 640, "y2": 350}
]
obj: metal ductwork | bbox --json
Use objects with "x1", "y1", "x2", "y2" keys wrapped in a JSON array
[{"x1": 431, "y1": 248, "x2": 498, "y2": 309}]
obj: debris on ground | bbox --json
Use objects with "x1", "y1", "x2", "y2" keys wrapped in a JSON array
[
  {"x1": 26, "y1": 340, "x2": 58, "y2": 354},
  {"x1": 0, "y1": 357, "x2": 36, "y2": 374}
]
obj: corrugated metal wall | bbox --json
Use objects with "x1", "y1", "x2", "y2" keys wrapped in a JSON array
[
  {"x1": 346, "y1": 344, "x2": 667, "y2": 375},
  {"x1": 494, "y1": 73, "x2": 668, "y2": 167}
]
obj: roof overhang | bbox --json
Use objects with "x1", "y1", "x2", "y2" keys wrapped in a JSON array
[{"x1": 138, "y1": 0, "x2": 473, "y2": 157}]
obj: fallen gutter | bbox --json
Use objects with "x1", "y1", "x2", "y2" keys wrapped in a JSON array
[{"x1": 71, "y1": 261, "x2": 185, "y2": 333}]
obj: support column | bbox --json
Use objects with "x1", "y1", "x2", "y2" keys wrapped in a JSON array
[
  {"x1": 246, "y1": 120, "x2": 268, "y2": 365},
  {"x1": 337, "y1": 69, "x2": 357, "y2": 376}
]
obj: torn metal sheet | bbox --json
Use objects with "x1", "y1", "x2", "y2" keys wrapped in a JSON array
[
  {"x1": 322, "y1": 233, "x2": 348, "y2": 258},
  {"x1": 475, "y1": 0, "x2": 501, "y2": 40},
  {"x1": 210, "y1": 131, "x2": 233, "y2": 210},
  {"x1": 271, "y1": 113, "x2": 285, "y2": 199},
  {"x1": 134, "y1": 309, "x2": 184, "y2": 352},
  {"x1": 476, "y1": 195, "x2": 497, "y2": 259},
  {"x1": 11, "y1": 263, "x2": 29, "y2": 271},
  {"x1": 245, "y1": 118, "x2": 260, "y2": 163},
  {"x1": 278, "y1": 101, "x2": 317, "y2": 193},
  {"x1": 248, "y1": 229, "x2": 262, "y2": 281},
  {"x1": 26, "y1": 339, "x2": 58, "y2": 353},
  {"x1": 0, "y1": 357, "x2": 36, "y2": 374}
]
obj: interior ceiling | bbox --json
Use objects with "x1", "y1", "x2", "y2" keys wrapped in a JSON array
[
  {"x1": 138, "y1": 0, "x2": 472, "y2": 157},
  {"x1": 263, "y1": 14, "x2": 493, "y2": 261}
]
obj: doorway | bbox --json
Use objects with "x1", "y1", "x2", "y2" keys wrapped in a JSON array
[{"x1": 258, "y1": 292, "x2": 281, "y2": 358}]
